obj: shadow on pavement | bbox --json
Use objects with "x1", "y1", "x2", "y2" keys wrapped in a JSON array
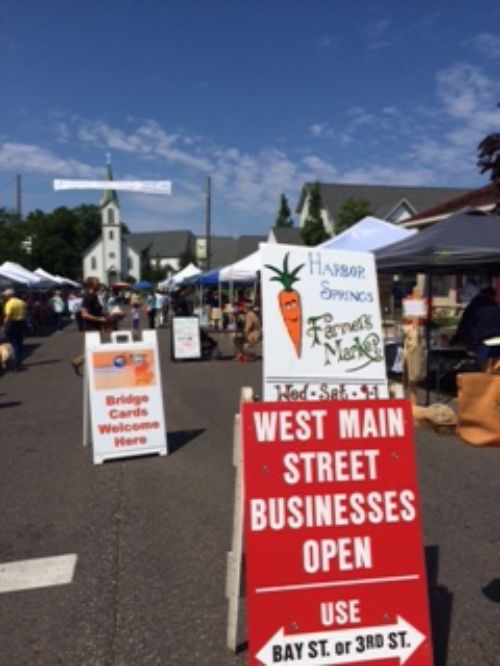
[
  {"x1": 168, "y1": 428, "x2": 205, "y2": 454},
  {"x1": 426, "y1": 544, "x2": 453, "y2": 665},
  {"x1": 25, "y1": 359, "x2": 62, "y2": 367},
  {"x1": 0, "y1": 401, "x2": 22, "y2": 409},
  {"x1": 22, "y1": 342, "x2": 41, "y2": 360},
  {"x1": 482, "y1": 579, "x2": 500, "y2": 603}
]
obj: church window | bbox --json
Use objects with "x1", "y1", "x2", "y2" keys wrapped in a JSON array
[
  {"x1": 109, "y1": 252, "x2": 115, "y2": 258},
  {"x1": 91, "y1": 257, "x2": 97, "y2": 270},
  {"x1": 128, "y1": 257, "x2": 133, "y2": 270},
  {"x1": 108, "y1": 208, "x2": 115, "y2": 225},
  {"x1": 109, "y1": 230, "x2": 114, "y2": 240}
]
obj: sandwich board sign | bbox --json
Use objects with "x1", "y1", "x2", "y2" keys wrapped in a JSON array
[
  {"x1": 260, "y1": 243, "x2": 388, "y2": 402},
  {"x1": 241, "y1": 399, "x2": 432, "y2": 665},
  {"x1": 84, "y1": 330, "x2": 168, "y2": 464},
  {"x1": 172, "y1": 316, "x2": 201, "y2": 360}
]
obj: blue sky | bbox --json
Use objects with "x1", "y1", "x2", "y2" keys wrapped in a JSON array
[{"x1": 1, "y1": 0, "x2": 499, "y2": 237}]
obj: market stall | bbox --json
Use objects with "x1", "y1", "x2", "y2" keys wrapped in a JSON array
[{"x1": 375, "y1": 209, "x2": 500, "y2": 404}]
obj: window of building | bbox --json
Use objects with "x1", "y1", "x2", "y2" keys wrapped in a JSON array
[
  {"x1": 109, "y1": 252, "x2": 115, "y2": 259},
  {"x1": 108, "y1": 208, "x2": 115, "y2": 225},
  {"x1": 91, "y1": 257, "x2": 97, "y2": 270},
  {"x1": 109, "y1": 230, "x2": 114, "y2": 240},
  {"x1": 128, "y1": 256, "x2": 133, "y2": 270}
]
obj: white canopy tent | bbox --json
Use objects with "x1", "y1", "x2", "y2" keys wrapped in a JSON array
[
  {"x1": 35, "y1": 267, "x2": 80, "y2": 288},
  {"x1": 158, "y1": 262, "x2": 202, "y2": 289},
  {"x1": 0, "y1": 267, "x2": 24, "y2": 287},
  {"x1": 318, "y1": 216, "x2": 415, "y2": 252},
  {"x1": 35, "y1": 267, "x2": 63, "y2": 285},
  {"x1": 0, "y1": 262, "x2": 48, "y2": 288},
  {"x1": 57, "y1": 275, "x2": 81, "y2": 288},
  {"x1": 219, "y1": 250, "x2": 261, "y2": 282}
]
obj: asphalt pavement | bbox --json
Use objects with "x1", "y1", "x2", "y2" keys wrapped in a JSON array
[{"x1": 0, "y1": 321, "x2": 499, "y2": 665}]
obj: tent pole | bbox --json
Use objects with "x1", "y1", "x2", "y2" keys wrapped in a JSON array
[
  {"x1": 218, "y1": 280, "x2": 222, "y2": 324},
  {"x1": 230, "y1": 281, "x2": 234, "y2": 328},
  {"x1": 425, "y1": 273, "x2": 433, "y2": 406}
]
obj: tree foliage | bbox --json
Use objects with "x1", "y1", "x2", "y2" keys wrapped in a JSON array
[
  {"x1": 300, "y1": 182, "x2": 329, "y2": 246},
  {"x1": 477, "y1": 133, "x2": 500, "y2": 183},
  {"x1": 0, "y1": 208, "x2": 31, "y2": 266},
  {"x1": 26, "y1": 206, "x2": 103, "y2": 279},
  {"x1": 0, "y1": 204, "x2": 111, "y2": 279},
  {"x1": 478, "y1": 131, "x2": 500, "y2": 213},
  {"x1": 0, "y1": 203, "x2": 133, "y2": 279},
  {"x1": 143, "y1": 259, "x2": 167, "y2": 283},
  {"x1": 336, "y1": 197, "x2": 374, "y2": 234},
  {"x1": 275, "y1": 193, "x2": 293, "y2": 227}
]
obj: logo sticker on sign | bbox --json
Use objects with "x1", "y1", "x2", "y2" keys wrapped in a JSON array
[{"x1": 242, "y1": 399, "x2": 432, "y2": 665}]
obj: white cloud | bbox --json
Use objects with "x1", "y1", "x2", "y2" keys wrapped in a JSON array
[
  {"x1": 77, "y1": 119, "x2": 212, "y2": 171},
  {"x1": 318, "y1": 35, "x2": 335, "y2": 49},
  {"x1": 0, "y1": 143, "x2": 100, "y2": 177},
  {"x1": 339, "y1": 165, "x2": 433, "y2": 186},
  {"x1": 309, "y1": 123, "x2": 333, "y2": 138},
  {"x1": 467, "y1": 32, "x2": 500, "y2": 59},
  {"x1": 436, "y1": 63, "x2": 493, "y2": 121},
  {"x1": 6, "y1": 60, "x2": 500, "y2": 235},
  {"x1": 52, "y1": 122, "x2": 70, "y2": 143},
  {"x1": 365, "y1": 18, "x2": 394, "y2": 51},
  {"x1": 301, "y1": 155, "x2": 338, "y2": 181},
  {"x1": 411, "y1": 62, "x2": 500, "y2": 179}
]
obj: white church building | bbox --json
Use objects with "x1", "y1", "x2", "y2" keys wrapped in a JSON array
[{"x1": 82, "y1": 166, "x2": 141, "y2": 285}]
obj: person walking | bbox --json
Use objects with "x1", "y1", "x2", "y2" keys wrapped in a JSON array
[
  {"x1": 131, "y1": 302, "x2": 141, "y2": 332},
  {"x1": 50, "y1": 290, "x2": 65, "y2": 331},
  {"x1": 71, "y1": 277, "x2": 110, "y2": 375},
  {"x1": 145, "y1": 292, "x2": 156, "y2": 329},
  {"x1": 2, "y1": 288, "x2": 28, "y2": 371}
]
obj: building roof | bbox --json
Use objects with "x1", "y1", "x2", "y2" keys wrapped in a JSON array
[
  {"x1": 236, "y1": 234, "x2": 267, "y2": 258},
  {"x1": 208, "y1": 236, "x2": 238, "y2": 268},
  {"x1": 402, "y1": 182, "x2": 499, "y2": 228},
  {"x1": 296, "y1": 183, "x2": 471, "y2": 221},
  {"x1": 206, "y1": 234, "x2": 267, "y2": 268},
  {"x1": 270, "y1": 226, "x2": 304, "y2": 245},
  {"x1": 130, "y1": 230, "x2": 195, "y2": 257}
]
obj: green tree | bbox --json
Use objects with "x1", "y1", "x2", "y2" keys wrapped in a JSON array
[
  {"x1": 478, "y1": 132, "x2": 500, "y2": 212},
  {"x1": 300, "y1": 182, "x2": 329, "y2": 246},
  {"x1": 143, "y1": 260, "x2": 166, "y2": 283},
  {"x1": 275, "y1": 193, "x2": 293, "y2": 227},
  {"x1": 25, "y1": 205, "x2": 102, "y2": 279},
  {"x1": 336, "y1": 197, "x2": 374, "y2": 234},
  {"x1": 0, "y1": 208, "x2": 31, "y2": 265}
]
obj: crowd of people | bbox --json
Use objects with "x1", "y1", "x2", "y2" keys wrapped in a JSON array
[
  {"x1": 4, "y1": 272, "x2": 500, "y2": 378},
  {"x1": 0, "y1": 278, "x2": 264, "y2": 372}
]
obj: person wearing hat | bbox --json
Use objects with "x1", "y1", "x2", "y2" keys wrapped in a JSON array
[{"x1": 2, "y1": 288, "x2": 27, "y2": 371}]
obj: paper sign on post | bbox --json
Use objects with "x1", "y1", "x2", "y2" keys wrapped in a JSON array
[
  {"x1": 242, "y1": 399, "x2": 432, "y2": 666},
  {"x1": 86, "y1": 330, "x2": 168, "y2": 464},
  {"x1": 260, "y1": 244, "x2": 388, "y2": 402}
]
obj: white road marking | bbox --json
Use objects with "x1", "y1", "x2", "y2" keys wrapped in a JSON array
[{"x1": 0, "y1": 554, "x2": 77, "y2": 594}]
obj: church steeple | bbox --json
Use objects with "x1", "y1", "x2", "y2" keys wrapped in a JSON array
[{"x1": 100, "y1": 155, "x2": 119, "y2": 208}]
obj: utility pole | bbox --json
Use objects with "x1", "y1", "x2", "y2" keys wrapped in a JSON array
[
  {"x1": 206, "y1": 176, "x2": 212, "y2": 270},
  {"x1": 15, "y1": 174, "x2": 22, "y2": 218}
]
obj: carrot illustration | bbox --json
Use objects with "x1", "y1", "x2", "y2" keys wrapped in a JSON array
[{"x1": 265, "y1": 252, "x2": 304, "y2": 357}]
